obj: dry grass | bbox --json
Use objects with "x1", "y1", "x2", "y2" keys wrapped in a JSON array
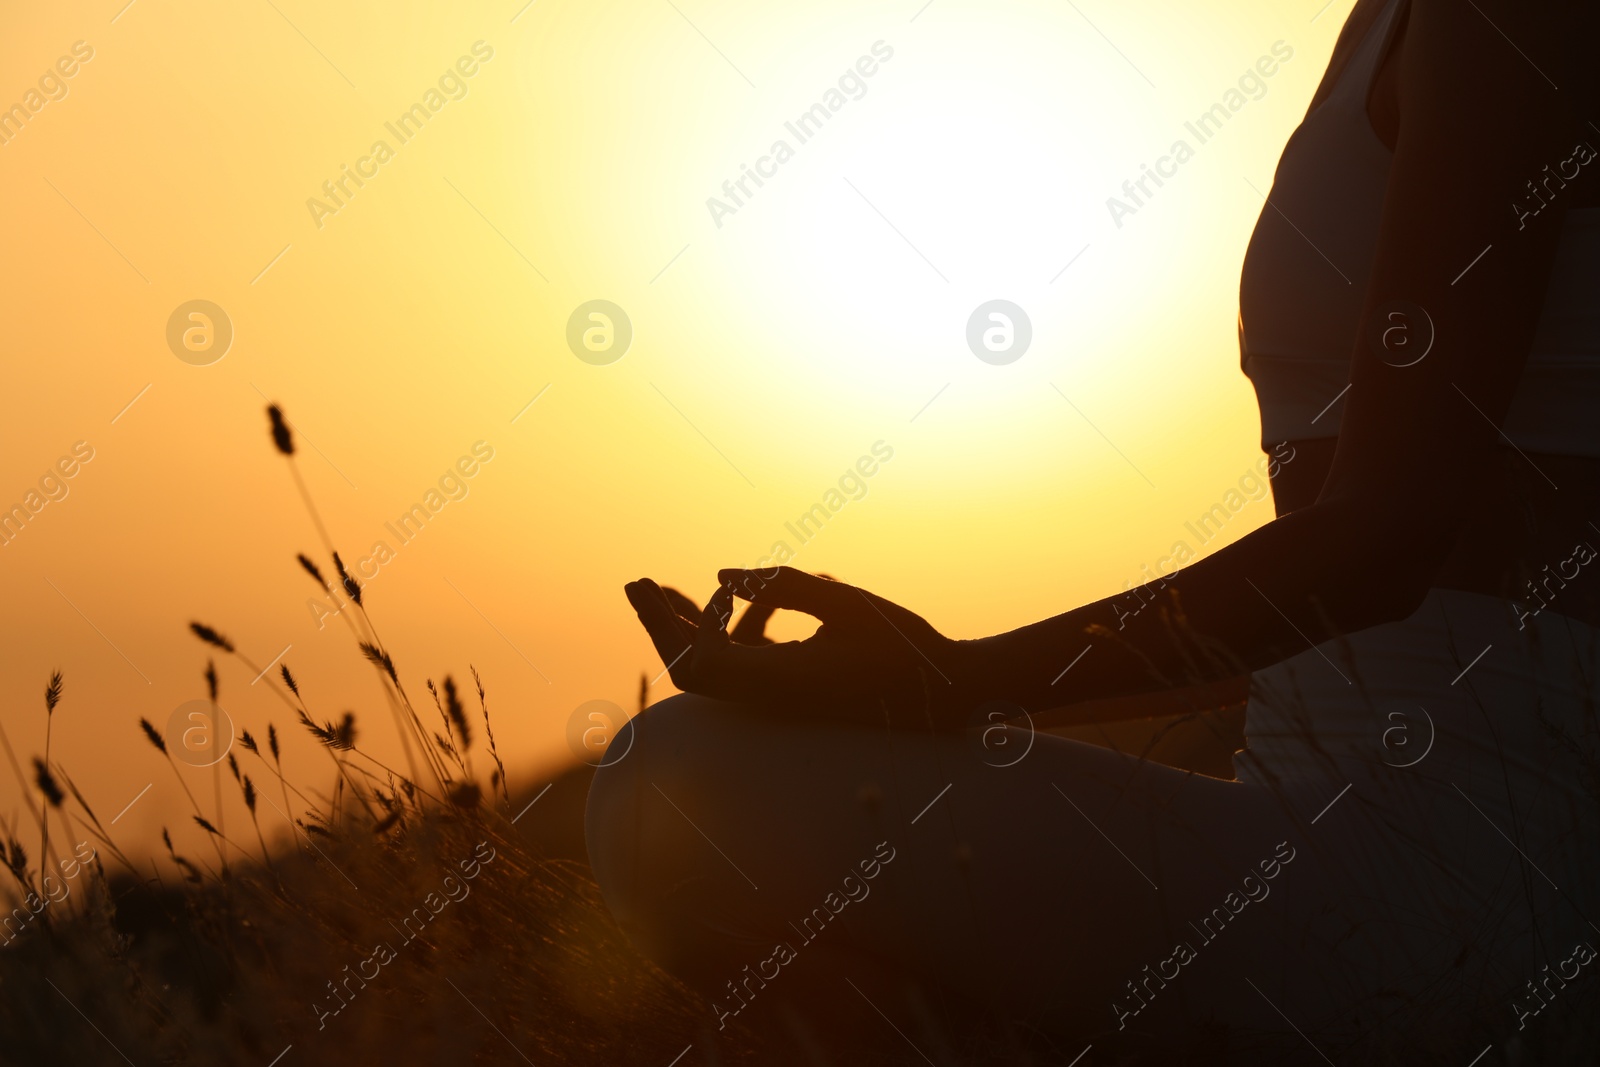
[
  {"x1": 0, "y1": 778, "x2": 762, "y2": 1065},
  {"x1": 0, "y1": 405, "x2": 778, "y2": 1066}
]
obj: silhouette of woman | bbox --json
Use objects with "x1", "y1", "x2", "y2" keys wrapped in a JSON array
[{"x1": 591, "y1": 0, "x2": 1600, "y2": 1059}]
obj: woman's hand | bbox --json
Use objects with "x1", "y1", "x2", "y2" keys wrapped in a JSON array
[{"x1": 624, "y1": 567, "x2": 969, "y2": 726}]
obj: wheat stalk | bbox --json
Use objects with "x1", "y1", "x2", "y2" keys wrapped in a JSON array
[
  {"x1": 38, "y1": 670, "x2": 63, "y2": 893},
  {"x1": 138, "y1": 719, "x2": 227, "y2": 875},
  {"x1": 472, "y1": 666, "x2": 510, "y2": 808},
  {"x1": 0, "y1": 719, "x2": 45, "y2": 901},
  {"x1": 281, "y1": 663, "x2": 379, "y2": 823}
]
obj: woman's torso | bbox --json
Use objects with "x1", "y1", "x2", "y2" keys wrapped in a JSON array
[{"x1": 1247, "y1": 0, "x2": 1600, "y2": 627}]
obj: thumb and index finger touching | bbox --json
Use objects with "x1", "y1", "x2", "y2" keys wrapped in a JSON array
[{"x1": 716, "y1": 567, "x2": 859, "y2": 621}]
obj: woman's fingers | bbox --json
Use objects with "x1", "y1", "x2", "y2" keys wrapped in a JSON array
[
  {"x1": 726, "y1": 571, "x2": 835, "y2": 645},
  {"x1": 695, "y1": 583, "x2": 734, "y2": 653},
  {"x1": 717, "y1": 567, "x2": 936, "y2": 647},
  {"x1": 625, "y1": 579, "x2": 696, "y2": 681},
  {"x1": 715, "y1": 567, "x2": 856, "y2": 620},
  {"x1": 665, "y1": 584, "x2": 781, "y2": 643}
]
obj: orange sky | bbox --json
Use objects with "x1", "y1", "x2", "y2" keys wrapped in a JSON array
[{"x1": 0, "y1": 0, "x2": 1353, "y2": 860}]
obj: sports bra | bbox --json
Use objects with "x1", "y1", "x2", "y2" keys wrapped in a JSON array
[{"x1": 1238, "y1": 0, "x2": 1600, "y2": 456}]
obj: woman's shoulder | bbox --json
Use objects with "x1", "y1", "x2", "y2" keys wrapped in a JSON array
[
  {"x1": 1300, "y1": 0, "x2": 1392, "y2": 118},
  {"x1": 1310, "y1": 0, "x2": 1598, "y2": 122}
]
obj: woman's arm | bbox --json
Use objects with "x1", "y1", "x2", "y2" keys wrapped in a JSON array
[
  {"x1": 954, "y1": 0, "x2": 1588, "y2": 720},
  {"x1": 627, "y1": 0, "x2": 1592, "y2": 726}
]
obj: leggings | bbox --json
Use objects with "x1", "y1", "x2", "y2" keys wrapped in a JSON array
[{"x1": 585, "y1": 590, "x2": 1599, "y2": 1059}]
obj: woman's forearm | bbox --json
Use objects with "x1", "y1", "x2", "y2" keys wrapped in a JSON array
[{"x1": 951, "y1": 497, "x2": 1440, "y2": 716}]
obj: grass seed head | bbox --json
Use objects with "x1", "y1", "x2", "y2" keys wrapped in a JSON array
[
  {"x1": 267, "y1": 404, "x2": 294, "y2": 455},
  {"x1": 296, "y1": 553, "x2": 326, "y2": 587},
  {"x1": 32, "y1": 758, "x2": 64, "y2": 808},
  {"x1": 139, "y1": 718, "x2": 167, "y2": 754},
  {"x1": 189, "y1": 623, "x2": 235, "y2": 654},
  {"x1": 3, "y1": 838, "x2": 27, "y2": 880},
  {"x1": 334, "y1": 712, "x2": 357, "y2": 751},
  {"x1": 333, "y1": 552, "x2": 362, "y2": 606},
  {"x1": 359, "y1": 643, "x2": 396, "y2": 683},
  {"x1": 44, "y1": 670, "x2": 63, "y2": 715},
  {"x1": 443, "y1": 675, "x2": 471, "y2": 750}
]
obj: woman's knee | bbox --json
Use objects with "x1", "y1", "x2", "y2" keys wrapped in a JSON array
[
  {"x1": 585, "y1": 693, "x2": 718, "y2": 875},
  {"x1": 583, "y1": 693, "x2": 766, "y2": 979},
  {"x1": 585, "y1": 693, "x2": 739, "y2": 829}
]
